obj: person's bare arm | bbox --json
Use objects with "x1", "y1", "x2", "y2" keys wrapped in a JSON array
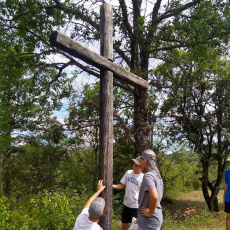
[
  {"x1": 224, "y1": 183, "x2": 228, "y2": 204},
  {"x1": 112, "y1": 183, "x2": 125, "y2": 189},
  {"x1": 140, "y1": 188, "x2": 158, "y2": 217},
  {"x1": 84, "y1": 180, "x2": 105, "y2": 208}
]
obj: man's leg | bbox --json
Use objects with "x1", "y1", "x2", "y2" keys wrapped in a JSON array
[
  {"x1": 226, "y1": 213, "x2": 230, "y2": 230},
  {"x1": 121, "y1": 205, "x2": 135, "y2": 230},
  {"x1": 121, "y1": 205, "x2": 130, "y2": 230},
  {"x1": 122, "y1": 223, "x2": 129, "y2": 230}
]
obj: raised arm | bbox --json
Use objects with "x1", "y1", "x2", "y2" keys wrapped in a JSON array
[
  {"x1": 84, "y1": 180, "x2": 106, "y2": 208},
  {"x1": 224, "y1": 183, "x2": 228, "y2": 204}
]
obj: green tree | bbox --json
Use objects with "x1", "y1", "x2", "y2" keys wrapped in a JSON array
[
  {"x1": 1, "y1": 0, "x2": 230, "y2": 156},
  {"x1": 1, "y1": 0, "x2": 230, "y2": 212},
  {"x1": 0, "y1": 43, "x2": 73, "y2": 196},
  {"x1": 10, "y1": 140, "x2": 66, "y2": 195},
  {"x1": 154, "y1": 47, "x2": 230, "y2": 211}
]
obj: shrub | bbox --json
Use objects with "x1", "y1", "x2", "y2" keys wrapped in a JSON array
[{"x1": 0, "y1": 189, "x2": 88, "y2": 230}]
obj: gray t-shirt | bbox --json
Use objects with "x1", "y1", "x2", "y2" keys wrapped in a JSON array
[{"x1": 137, "y1": 171, "x2": 163, "y2": 229}]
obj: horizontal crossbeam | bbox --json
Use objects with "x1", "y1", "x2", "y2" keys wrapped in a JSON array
[{"x1": 50, "y1": 31, "x2": 149, "y2": 90}]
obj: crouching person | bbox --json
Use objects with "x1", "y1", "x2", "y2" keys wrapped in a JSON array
[{"x1": 73, "y1": 180, "x2": 106, "y2": 230}]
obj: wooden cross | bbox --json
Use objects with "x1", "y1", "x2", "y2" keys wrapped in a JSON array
[{"x1": 50, "y1": 3, "x2": 148, "y2": 229}]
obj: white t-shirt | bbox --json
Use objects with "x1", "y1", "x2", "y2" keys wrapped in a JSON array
[
  {"x1": 120, "y1": 170, "x2": 144, "y2": 208},
  {"x1": 73, "y1": 208, "x2": 103, "y2": 230}
]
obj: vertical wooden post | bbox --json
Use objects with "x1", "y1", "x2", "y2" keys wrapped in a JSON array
[{"x1": 98, "y1": 3, "x2": 113, "y2": 230}]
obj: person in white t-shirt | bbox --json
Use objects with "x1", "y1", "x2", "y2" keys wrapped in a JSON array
[
  {"x1": 113, "y1": 156, "x2": 143, "y2": 230},
  {"x1": 73, "y1": 180, "x2": 106, "y2": 230}
]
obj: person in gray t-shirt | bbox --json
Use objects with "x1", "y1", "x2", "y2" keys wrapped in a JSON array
[{"x1": 137, "y1": 149, "x2": 163, "y2": 230}]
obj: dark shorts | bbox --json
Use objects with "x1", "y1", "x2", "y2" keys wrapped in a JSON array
[
  {"x1": 225, "y1": 201, "x2": 230, "y2": 213},
  {"x1": 121, "y1": 205, "x2": 138, "y2": 223}
]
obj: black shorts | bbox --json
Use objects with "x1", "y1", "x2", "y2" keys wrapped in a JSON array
[
  {"x1": 121, "y1": 205, "x2": 138, "y2": 223},
  {"x1": 225, "y1": 201, "x2": 230, "y2": 213}
]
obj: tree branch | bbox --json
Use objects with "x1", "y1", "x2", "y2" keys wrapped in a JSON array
[
  {"x1": 113, "y1": 111, "x2": 135, "y2": 144},
  {"x1": 51, "y1": 0, "x2": 100, "y2": 30},
  {"x1": 118, "y1": 0, "x2": 133, "y2": 38},
  {"x1": 114, "y1": 46, "x2": 131, "y2": 66},
  {"x1": 157, "y1": 0, "x2": 202, "y2": 24},
  {"x1": 152, "y1": 0, "x2": 162, "y2": 26}
]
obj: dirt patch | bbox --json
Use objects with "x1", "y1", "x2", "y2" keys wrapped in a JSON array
[{"x1": 162, "y1": 190, "x2": 225, "y2": 220}]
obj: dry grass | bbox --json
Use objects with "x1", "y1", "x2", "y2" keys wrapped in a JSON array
[
  {"x1": 163, "y1": 190, "x2": 224, "y2": 215},
  {"x1": 162, "y1": 190, "x2": 226, "y2": 230}
]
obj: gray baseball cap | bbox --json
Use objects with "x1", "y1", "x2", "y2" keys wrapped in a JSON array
[
  {"x1": 226, "y1": 157, "x2": 230, "y2": 162},
  {"x1": 89, "y1": 197, "x2": 105, "y2": 219}
]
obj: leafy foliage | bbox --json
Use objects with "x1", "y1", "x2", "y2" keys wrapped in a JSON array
[
  {"x1": 153, "y1": 45, "x2": 230, "y2": 211},
  {"x1": 0, "y1": 190, "x2": 87, "y2": 230},
  {"x1": 1, "y1": 0, "x2": 230, "y2": 223}
]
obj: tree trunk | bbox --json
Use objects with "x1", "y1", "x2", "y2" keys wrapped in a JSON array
[
  {"x1": 203, "y1": 190, "x2": 220, "y2": 212},
  {"x1": 134, "y1": 88, "x2": 149, "y2": 156},
  {"x1": 200, "y1": 156, "x2": 211, "y2": 210},
  {"x1": 5, "y1": 100, "x2": 12, "y2": 197},
  {"x1": 5, "y1": 148, "x2": 11, "y2": 197},
  {"x1": 200, "y1": 156, "x2": 220, "y2": 212},
  {"x1": 213, "y1": 196, "x2": 219, "y2": 212}
]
